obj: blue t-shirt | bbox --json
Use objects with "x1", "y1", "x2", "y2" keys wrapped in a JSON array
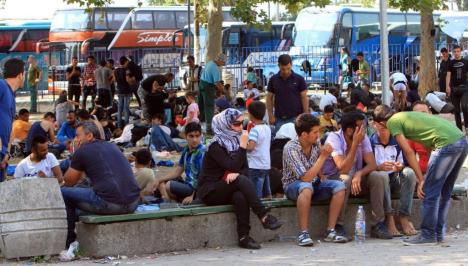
[
  {"x1": 0, "y1": 79, "x2": 15, "y2": 156},
  {"x1": 57, "y1": 122, "x2": 76, "y2": 143},
  {"x1": 70, "y1": 140, "x2": 140, "y2": 204},
  {"x1": 200, "y1": 61, "x2": 221, "y2": 84},
  {"x1": 215, "y1": 97, "x2": 231, "y2": 111}
]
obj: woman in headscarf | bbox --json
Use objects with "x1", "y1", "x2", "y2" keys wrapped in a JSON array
[{"x1": 197, "y1": 108, "x2": 283, "y2": 250}]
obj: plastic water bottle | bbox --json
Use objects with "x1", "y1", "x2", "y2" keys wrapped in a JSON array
[{"x1": 355, "y1": 205, "x2": 366, "y2": 244}]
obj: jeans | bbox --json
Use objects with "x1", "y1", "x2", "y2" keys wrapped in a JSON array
[
  {"x1": 198, "y1": 80, "x2": 216, "y2": 132},
  {"x1": 248, "y1": 168, "x2": 272, "y2": 198},
  {"x1": 420, "y1": 138, "x2": 468, "y2": 241},
  {"x1": 61, "y1": 187, "x2": 139, "y2": 246},
  {"x1": 29, "y1": 83, "x2": 37, "y2": 112},
  {"x1": 118, "y1": 94, "x2": 132, "y2": 127},
  {"x1": 201, "y1": 175, "x2": 268, "y2": 238},
  {"x1": 274, "y1": 117, "x2": 296, "y2": 135},
  {"x1": 451, "y1": 87, "x2": 468, "y2": 130},
  {"x1": 137, "y1": 86, "x2": 149, "y2": 120},
  {"x1": 284, "y1": 179, "x2": 346, "y2": 201},
  {"x1": 48, "y1": 143, "x2": 66, "y2": 158},
  {"x1": 383, "y1": 167, "x2": 417, "y2": 216},
  {"x1": 82, "y1": 85, "x2": 97, "y2": 110}
]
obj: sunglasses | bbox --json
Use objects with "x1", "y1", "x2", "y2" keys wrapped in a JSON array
[{"x1": 232, "y1": 121, "x2": 243, "y2": 127}]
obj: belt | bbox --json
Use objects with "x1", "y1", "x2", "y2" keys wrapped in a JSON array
[{"x1": 393, "y1": 81, "x2": 406, "y2": 86}]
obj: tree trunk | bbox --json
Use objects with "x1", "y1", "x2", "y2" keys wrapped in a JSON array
[
  {"x1": 205, "y1": 0, "x2": 223, "y2": 62},
  {"x1": 418, "y1": 9, "x2": 437, "y2": 96},
  {"x1": 194, "y1": 0, "x2": 201, "y2": 64}
]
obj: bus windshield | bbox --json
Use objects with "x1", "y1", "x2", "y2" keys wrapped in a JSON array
[
  {"x1": 51, "y1": 10, "x2": 91, "y2": 31},
  {"x1": 294, "y1": 11, "x2": 338, "y2": 47}
]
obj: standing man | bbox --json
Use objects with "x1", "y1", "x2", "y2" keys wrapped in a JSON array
[
  {"x1": 106, "y1": 58, "x2": 116, "y2": 100},
  {"x1": 114, "y1": 57, "x2": 132, "y2": 128},
  {"x1": 138, "y1": 72, "x2": 174, "y2": 121},
  {"x1": 185, "y1": 55, "x2": 202, "y2": 92},
  {"x1": 267, "y1": 54, "x2": 308, "y2": 134},
  {"x1": 27, "y1": 55, "x2": 41, "y2": 113},
  {"x1": 372, "y1": 105, "x2": 467, "y2": 245},
  {"x1": 66, "y1": 57, "x2": 82, "y2": 106},
  {"x1": 356, "y1": 52, "x2": 370, "y2": 87},
  {"x1": 94, "y1": 60, "x2": 113, "y2": 108},
  {"x1": 446, "y1": 45, "x2": 468, "y2": 132},
  {"x1": 0, "y1": 58, "x2": 25, "y2": 181},
  {"x1": 198, "y1": 53, "x2": 226, "y2": 135},
  {"x1": 438, "y1": 47, "x2": 450, "y2": 94},
  {"x1": 82, "y1": 55, "x2": 97, "y2": 110}
]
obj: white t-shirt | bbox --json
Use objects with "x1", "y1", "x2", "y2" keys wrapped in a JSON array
[
  {"x1": 247, "y1": 124, "x2": 271, "y2": 170},
  {"x1": 425, "y1": 93, "x2": 446, "y2": 112},
  {"x1": 14, "y1": 153, "x2": 59, "y2": 179},
  {"x1": 244, "y1": 88, "x2": 260, "y2": 99},
  {"x1": 390, "y1": 72, "x2": 407, "y2": 85},
  {"x1": 319, "y1": 94, "x2": 337, "y2": 111},
  {"x1": 275, "y1": 122, "x2": 296, "y2": 140}
]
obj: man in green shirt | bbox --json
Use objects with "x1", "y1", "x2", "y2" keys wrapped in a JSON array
[
  {"x1": 27, "y1": 55, "x2": 41, "y2": 113},
  {"x1": 373, "y1": 105, "x2": 467, "y2": 246},
  {"x1": 356, "y1": 52, "x2": 370, "y2": 85}
]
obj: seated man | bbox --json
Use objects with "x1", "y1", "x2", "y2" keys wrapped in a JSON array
[
  {"x1": 319, "y1": 105, "x2": 338, "y2": 139},
  {"x1": 14, "y1": 135, "x2": 63, "y2": 182},
  {"x1": 150, "y1": 113, "x2": 182, "y2": 152},
  {"x1": 323, "y1": 112, "x2": 392, "y2": 239},
  {"x1": 57, "y1": 110, "x2": 78, "y2": 144},
  {"x1": 146, "y1": 122, "x2": 205, "y2": 204},
  {"x1": 61, "y1": 121, "x2": 140, "y2": 247},
  {"x1": 282, "y1": 114, "x2": 347, "y2": 246},
  {"x1": 25, "y1": 112, "x2": 66, "y2": 157},
  {"x1": 370, "y1": 120, "x2": 417, "y2": 236},
  {"x1": 11, "y1": 108, "x2": 31, "y2": 142}
]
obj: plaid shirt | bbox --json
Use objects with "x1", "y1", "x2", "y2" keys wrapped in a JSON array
[
  {"x1": 282, "y1": 138, "x2": 321, "y2": 188},
  {"x1": 178, "y1": 144, "x2": 206, "y2": 189},
  {"x1": 83, "y1": 63, "x2": 97, "y2": 86}
]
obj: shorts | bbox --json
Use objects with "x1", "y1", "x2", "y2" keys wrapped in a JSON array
[
  {"x1": 393, "y1": 82, "x2": 407, "y2": 91},
  {"x1": 284, "y1": 179, "x2": 346, "y2": 201},
  {"x1": 169, "y1": 180, "x2": 194, "y2": 200}
]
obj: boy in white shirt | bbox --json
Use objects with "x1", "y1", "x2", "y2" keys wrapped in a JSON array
[
  {"x1": 246, "y1": 101, "x2": 272, "y2": 198},
  {"x1": 14, "y1": 135, "x2": 63, "y2": 182}
]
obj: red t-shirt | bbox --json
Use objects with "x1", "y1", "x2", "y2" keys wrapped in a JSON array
[{"x1": 408, "y1": 140, "x2": 429, "y2": 174}]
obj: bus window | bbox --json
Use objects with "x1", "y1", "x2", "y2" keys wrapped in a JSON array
[
  {"x1": 50, "y1": 9, "x2": 91, "y2": 31},
  {"x1": 176, "y1": 11, "x2": 190, "y2": 28},
  {"x1": 154, "y1": 11, "x2": 176, "y2": 29},
  {"x1": 0, "y1": 30, "x2": 20, "y2": 51},
  {"x1": 132, "y1": 11, "x2": 154, "y2": 30},
  {"x1": 108, "y1": 11, "x2": 129, "y2": 30},
  {"x1": 354, "y1": 13, "x2": 379, "y2": 42},
  {"x1": 26, "y1": 29, "x2": 49, "y2": 41},
  {"x1": 228, "y1": 31, "x2": 240, "y2": 45},
  {"x1": 94, "y1": 10, "x2": 107, "y2": 30}
]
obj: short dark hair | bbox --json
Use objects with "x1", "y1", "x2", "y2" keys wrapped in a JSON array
[
  {"x1": 328, "y1": 87, "x2": 337, "y2": 95},
  {"x1": 187, "y1": 55, "x2": 195, "y2": 61},
  {"x1": 76, "y1": 109, "x2": 91, "y2": 120},
  {"x1": 247, "y1": 101, "x2": 266, "y2": 120},
  {"x1": 342, "y1": 105, "x2": 357, "y2": 114},
  {"x1": 372, "y1": 104, "x2": 395, "y2": 123},
  {"x1": 278, "y1": 54, "x2": 292, "y2": 66},
  {"x1": 185, "y1": 122, "x2": 202, "y2": 135},
  {"x1": 347, "y1": 82, "x2": 355, "y2": 90},
  {"x1": 151, "y1": 113, "x2": 164, "y2": 121},
  {"x1": 68, "y1": 110, "x2": 76, "y2": 115},
  {"x1": 357, "y1": 52, "x2": 364, "y2": 57},
  {"x1": 32, "y1": 135, "x2": 48, "y2": 151},
  {"x1": 453, "y1": 45, "x2": 461, "y2": 51},
  {"x1": 411, "y1": 100, "x2": 429, "y2": 110},
  {"x1": 185, "y1": 91, "x2": 197, "y2": 98},
  {"x1": 324, "y1": 105, "x2": 335, "y2": 113},
  {"x1": 18, "y1": 108, "x2": 29, "y2": 116},
  {"x1": 87, "y1": 55, "x2": 95, "y2": 60},
  {"x1": 295, "y1": 113, "x2": 320, "y2": 136},
  {"x1": 362, "y1": 83, "x2": 370, "y2": 88},
  {"x1": 99, "y1": 60, "x2": 106, "y2": 67},
  {"x1": 119, "y1": 56, "x2": 129, "y2": 65},
  {"x1": 106, "y1": 58, "x2": 114, "y2": 65},
  {"x1": 135, "y1": 148, "x2": 152, "y2": 165},
  {"x1": 340, "y1": 111, "x2": 365, "y2": 132},
  {"x1": 165, "y1": 72, "x2": 174, "y2": 79},
  {"x1": 43, "y1": 112, "x2": 55, "y2": 119},
  {"x1": 3, "y1": 58, "x2": 25, "y2": 78},
  {"x1": 440, "y1": 47, "x2": 448, "y2": 53},
  {"x1": 72, "y1": 56, "x2": 78, "y2": 60}
]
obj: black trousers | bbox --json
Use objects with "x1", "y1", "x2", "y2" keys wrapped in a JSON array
[
  {"x1": 201, "y1": 175, "x2": 267, "y2": 238},
  {"x1": 68, "y1": 85, "x2": 81, "y2": 103},
  {"x1": 97, "y1": 88, "x2": 111, "y2": 108},
  {"x1": 451, "y1": 87, "x2": 468, "y2": 130},
  {"x1": 83, "y1": 85, "x2": 97, "y2": 110}
]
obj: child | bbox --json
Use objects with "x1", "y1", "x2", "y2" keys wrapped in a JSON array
[
  {"x1": 243, "y1": 81, "x2": 260, "y2": 100},
  {"x1": 133, "y1": 149, "x2": 156, "y2": 195},
  {"x1": 246, "y1": 101, "x2": 272, "y2": 198},
  {"x1": 215, "y1": 90, "x2": 231, "y2": 113},
  {"x1": 184, "y1": 91, "x2": 199, "y2": 124}
]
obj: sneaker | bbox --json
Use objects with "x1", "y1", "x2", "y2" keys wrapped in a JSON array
[
  {"x1": 239, "y1": 236, "x2": 261, "y2": 249},
  {"x1": 261, "y1": 214, "x2": 284, "y2": 230},
  {"x1": 297, "y1": 231, "x2": 314, "y2": 247},
  {"x1": 370, "y1": 222, "x2": 393, "y2": 239},
  {"x1": 403, "y1": 234, "x2": 437, "y2": 246},
  {"x1": 324, "y1": 229, "x2": 348, "y2": 243},
  {"x1": 335, "y1": 224, "x2": 349, "y2": 240}
]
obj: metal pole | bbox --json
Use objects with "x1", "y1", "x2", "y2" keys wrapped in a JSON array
[
  {"x1": 187, "y1": 0, "x2": 191, "y2": 54},
  {"x1": 379, "y1": 0, "x2": 390, "y2": 105}
]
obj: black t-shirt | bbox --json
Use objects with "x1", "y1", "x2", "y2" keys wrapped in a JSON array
[
  {"x1": 126, "y1": 61, "x2": 143, "y2": 82},
  {"x1": 146, "y1": 90, "x2": 168, "y2": 116},
  {"x1": 70, "y1": 140, "x2": 140, "y2": 205},
  {"x1": 141, "y1": 75, "x2": 167, "y2": 92},
  {"x1": 114, "y1": 67, "x2": 132, "y2": 95},
  {"x1": 448, "y1": 58, "x2": 468, "y2": 87},
  {"x1": 66, "y1": 66, "x2": 81, "y2": 85}
]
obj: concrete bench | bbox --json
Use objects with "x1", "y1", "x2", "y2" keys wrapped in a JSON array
[{"x1": 77, "y1": 194, "x2": 468, "y2": 257}]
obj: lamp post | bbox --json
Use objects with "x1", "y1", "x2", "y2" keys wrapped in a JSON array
[{"x1": 379, "y1": 0, "x2": 390, "y2": 105}]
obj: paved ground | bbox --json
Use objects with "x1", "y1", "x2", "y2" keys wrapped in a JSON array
[{"x1": 3, "y1": 229, "x2": 468, "y2": 265}]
